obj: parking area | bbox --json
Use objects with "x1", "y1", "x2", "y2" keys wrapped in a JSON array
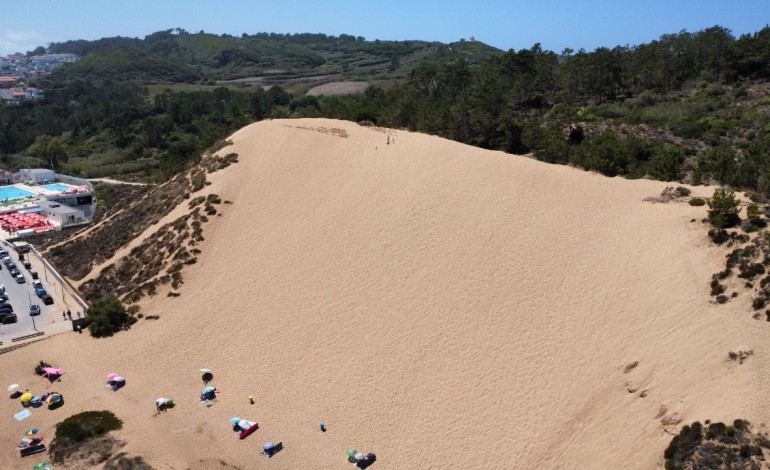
[{"x1": 0, "y1": 245, "x2": 77, "y2": 345}]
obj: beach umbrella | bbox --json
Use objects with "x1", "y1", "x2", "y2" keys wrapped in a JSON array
[
  {"x1": 346, "y1": 449, "x2": 357, "y2": 457},
  {"x1": 19, "y1": 437, "x2": 32, "y2": 447},
  {"x1": 33, "y1": 463, "x2": 50, "y2": 470},
  {"x1": 30, "y1": 395, "x2": 42, "y2": 405},
  {"x1": 355, "y1": 453, "x2": 367, "y2": 461},
  {"x1": 112, "y1": 376, "x2": 125, "y2": 383},
  {"x1": 230, "y1": 417, "x2": 241, "y2": 426},
  {"x1": 107, "y1": 373, "x2": 118, "y2": 380},
  {"x1": 199, "y1": 368, "x2": 212, "y2": 374},
  {"x1": 203, "y1": 386, "x2": 216, "y2": 393},
  {"x1": 7, "y1": 384, "x2": 19, "y2": 393},
  {"x1": 20, "y1": 392, "x2": 33, "y2": 403},
  {"x1": 263, "y1": 442, "x2": 275, "y2": 451},
  {"x1": 25, "y1": 428, "x2": 38, "y2": 436},
  {"x1": 45, "y1": 394, "x2": 62, "y2": 405}
]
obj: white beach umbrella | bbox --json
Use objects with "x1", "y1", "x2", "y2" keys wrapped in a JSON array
[
  {"x1": 7, "y1": 384, "x2": 19, "y2": 392},
  {"x1": 355, "y1": 453, "x2": 367, "y2": 461}
]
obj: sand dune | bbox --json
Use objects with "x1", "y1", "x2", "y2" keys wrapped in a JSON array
[{"x1": 0, "y1": 118, "x2": 767, "y2": 469}]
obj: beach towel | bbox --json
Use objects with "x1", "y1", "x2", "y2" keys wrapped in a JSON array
[{"x1": 14, "y1": 409, "x2": 31, "y2": 421}]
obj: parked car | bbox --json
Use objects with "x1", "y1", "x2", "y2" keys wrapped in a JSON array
[
  {"x1": 0, "y1": 312, "x2": 17, "y2": 324},
  {"x1": 35, "y1": 287, "x2": 47, "y2": 298},
  {"x1": 32, "y1": 279, "x2": 42, "y2": 289},
  {"x1": 14, "y1": 274, "x2": 25, "y2": 284},
  {"x1": 9, "y1": 268, "x2": 20, "y2": 277},
  {"x1": 41, "y1": 295, "x2": 53, "y2": 306},
  {"x1": 0, "y1": 303, "x2": 14, "y2": 312},
  {"x1": 0, "y1": 294, "x2": 8, "y2": 303},
  {"x1": 29, "y1": 304, "x2": 40, "y2": 316},
  {"x1": 2, "y1": 256, "x2": 12, "y2": 265}
]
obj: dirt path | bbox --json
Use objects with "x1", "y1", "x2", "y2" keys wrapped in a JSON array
[{"x1": 89, "y1": 178, "x2": 150, "y2": 186}]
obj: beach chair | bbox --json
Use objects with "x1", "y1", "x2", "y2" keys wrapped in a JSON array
[
  {"x1": 260, "y1": 442, "x2": 283, "y2": 458},
  {"x1": 19, "y1": 443, "x2": 46, "y2": 457}
]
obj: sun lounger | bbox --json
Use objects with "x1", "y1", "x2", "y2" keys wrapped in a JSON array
[
  {"x1": 19, "y1": 443, "x2": 46, "y2": 457},
  {"x1": 260, "y1": 442, "x2": 283, "y2": 458},
  {"x1": 238, "y1": 422, "x2": 259, "y2": 440}
]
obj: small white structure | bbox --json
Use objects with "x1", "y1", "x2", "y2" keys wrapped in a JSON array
[
  {"x1": 20, "y1": 169, "x2": 55, "y2": 184},
  {"x1": 38, "y1": 200, "x2": 85, "y2": 227}
]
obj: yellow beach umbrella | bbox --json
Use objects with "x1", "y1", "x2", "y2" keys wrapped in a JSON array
[{"x1": 20, "y1": 392, "x2": 33, "y2": 403}]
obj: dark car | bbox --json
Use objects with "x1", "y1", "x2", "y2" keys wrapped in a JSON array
[
  {"x1": 0, "y1": 303, "x2": 14, "y2": 312},
  {"x1": 35, "y1": 287, "x2": 47, "y2": 298},
  {"x1": 14, "y1": 274, "x2": 24, "y2": 284},
  {"x1": 29, "y1": 304, "x2": 40, "y2": 316},
  {"x1": 0, "y1": 312, "x2": 17, "y2": 324},
  {"x1": 0, "y1": 295, "x2": 8, "y2": 303},
  {"x1": 41, "y1": 295, "x2": 53, "y2": 306},
  {"x1": 9, "y1": 268, "x2": 20, "y2": 277}
]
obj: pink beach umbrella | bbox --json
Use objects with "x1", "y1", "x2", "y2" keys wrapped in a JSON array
[{"x1": 107, "y1": 373, "x2": 119, "y2": 380}]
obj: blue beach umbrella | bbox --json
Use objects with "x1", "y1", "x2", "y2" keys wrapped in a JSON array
[
  {"x1": 203, "y1": 387, "x2": 216, "y2": 393},
  {"x1": 230, "y1": 417, "x2": 241, "y2": 426},
  {"x1": 25, "y1": 428, "x2": 38, "y2": 436}
]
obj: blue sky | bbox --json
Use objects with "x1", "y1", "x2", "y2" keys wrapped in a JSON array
[{"x1": 0, "y1": 0, "x2": 767, "y2": 55}]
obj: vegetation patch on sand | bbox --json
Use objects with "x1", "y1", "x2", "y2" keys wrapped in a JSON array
[
  {"x1": 49, "y1": 410, "x2": 123, "y2": 464},
  {"x1": 42, "y1": 149, "x2": 235, "y2": 281},
  {"x1": 85, "y1": 295, "x2": 131, "y2": 337},
  {"x1": 80, "y1": 196, "x2": 221, "y2": 306},
  {"x1": 664, "y1": 420, "x2": 770, "y2": 469}
]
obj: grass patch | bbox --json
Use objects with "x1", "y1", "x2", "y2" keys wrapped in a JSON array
[{"x1": 50, "y1": 410, "x2": 123, "y2": 463}]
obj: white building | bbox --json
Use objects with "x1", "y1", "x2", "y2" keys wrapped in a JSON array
[
  {"x1": 38, "y1": 200, "x2": 86, "y2": 227},
  {"x1": 20, "y1": 168, "x2": 55, "y2": 183}
]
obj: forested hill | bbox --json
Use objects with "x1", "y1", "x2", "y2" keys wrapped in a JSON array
[
  {"x1": 2, "y1": 26, "x2": 770, "y2": 194},
  {"x1": 45, "y1": 30, "x2": 503, "y2": 82}
]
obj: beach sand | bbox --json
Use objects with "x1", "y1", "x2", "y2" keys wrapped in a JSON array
[{"x1": 0, "y1": 118, "x2": 767, "y2": 469}]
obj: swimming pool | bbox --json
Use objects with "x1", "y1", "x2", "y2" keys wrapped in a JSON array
[
  {"x1": 0, "y1": 186, "x2": 34, "y2": 201},
  {"x1": 41, "y1": 183, "x2": 73, "y2": 193}
]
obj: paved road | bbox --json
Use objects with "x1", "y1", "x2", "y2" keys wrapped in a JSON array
[{"x1": 0, "y1": 250, "x2": 73, "y2": 344}]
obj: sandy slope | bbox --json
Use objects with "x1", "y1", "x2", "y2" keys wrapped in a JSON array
[{"x1": 0, "y1": 118, "x2": 767, "y2": 469}]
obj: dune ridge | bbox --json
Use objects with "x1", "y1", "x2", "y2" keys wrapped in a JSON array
[{"x1": 0, "y1": 118, "x2": 766, "y2": 469}]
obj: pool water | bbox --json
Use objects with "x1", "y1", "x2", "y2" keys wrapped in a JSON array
[
  {"x1": 41, "y1": 183, "x2": 73, "y2": 192},
  {"x1": 0, "y1": 186, "x2": 34, "y2": 201}
]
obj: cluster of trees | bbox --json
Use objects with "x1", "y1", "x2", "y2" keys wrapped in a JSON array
[
  {"x1": 312, "y1": 26, "x2": 770, "y2": 185},
  {"x1": 3, "y1": 25, "x2": 770, "y2": 189},
  {"x1": 0, "y1": 76, "x2": 290, "y2": 179}
]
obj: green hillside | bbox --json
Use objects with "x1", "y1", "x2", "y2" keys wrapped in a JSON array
[
  {"x1": 55, "y1": 46, "x2": 200, "y2": 83},
  {"x1": 47, "y1": 31, "x2": 504, "y2": 84}
]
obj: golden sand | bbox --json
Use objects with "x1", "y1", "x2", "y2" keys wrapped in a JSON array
[{"x1": 0, "y1": 119, "x2": 766, "y2": 469}]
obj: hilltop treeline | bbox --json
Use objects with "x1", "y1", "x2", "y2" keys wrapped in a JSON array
[
  {"x1": 0, "y1": 81, "x2": 290, "y2": 179},
  {"x1": 315, "y1": 26, "x2": 770, "y2": 186},
  {"x1": 1, "y1": 26, "x2": 770, "y2": 187}
]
